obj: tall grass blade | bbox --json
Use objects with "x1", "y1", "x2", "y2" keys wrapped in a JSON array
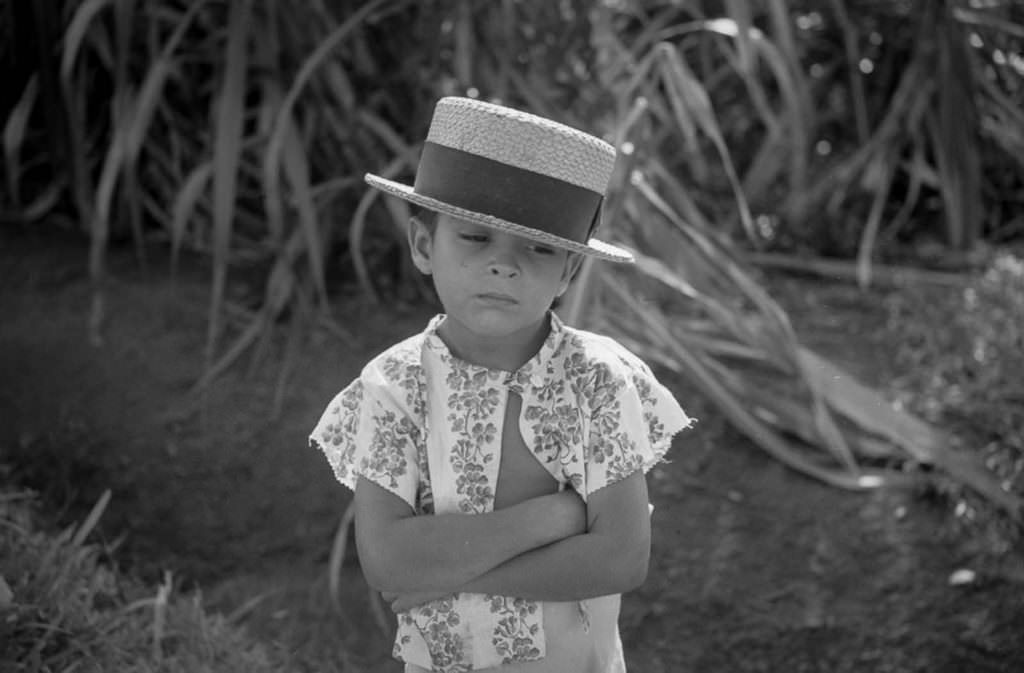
[
  {"x1": 280, "y1": 114, "x2": 327, "y2": 305},
  {"x1": 931, "y1": 5, "x2": 982, "y2": 250},
  {"x1": 828, "y1": 0, "x2": 870, "y2": 143},
  {"x1": 16, "y1": 181, "x2": 63, "y2": 223},
  {"x1": 953, "y1": 6, "x2": 1024, "y2": 39},
  {"x1": 152, "y1": 570, "x2": 172, "y2": 661},
  {"x1": 454, "y1": 0, "x2": 474, "y2": 86},
  {"x1": 193, "y1": 311, "x2": 268, "y2": 392},
  {"x1": 169, "y1": 135, "x2": 259, "y2": 273},
  {"x1": 263, "y1": 0, "x2": 397, "y2": 266},
  {"x1": 70, "y1": 490, "x2": 111, "y2": 547},
  {"x1": 349, "y1": 156, "x2": 406, "y2": 302},
  {"x1": 793, "y1": 59, "x2": 931, "y2": 228},
  {"x1": 798, "y1": 348, "x2": 1023, "y2": 518},
  {"x1": 643, "y1": 158, "x2": 717, "y2": 235},
  {"x1": 628, "y1": 149, "x2": 870, "y2": 470},
  {"x1": 979, "y1": 77, "x2": 1024, "y2": 168},
  {"x1": 271, "y1": 284, "x2": 310, "y2": 418},
  {"x1": 654, "y1": 43, "x2": 756, "y2": 243},
  {"x1": 324, "y1": 61, "x2": 356, "y2": 112},
  {"x1": 60, "y1": 0, "x2": 113, "y2": 82},
  {"x1": 855, "y1": 153, "x2": 894, "y2": 288},
  {"x1": 88, "y1": 93, "x2": 130, "y2": 344},
  {"x1": 563, "y1": 97, "x2": 650, "y2": 327},
  {"x1": 3, "y1": 75, "x2": 38, "y2": 207},
  {"x1": 765, "y1": 0, "x2": 812, "y2": 192},
  {"x1": 724, "y1": 0, "x2": 755, "y2": 74},
  {"x1": 170, "y1": 160, "x2": 213, "y2": 271},
  {"x1": 259, "y1": 80, "x2": 287, "y2": 248},
  {"x1": 112, "y1": 0, "x2": 140, "y2": 267},
  {"x1": 125, "y1": 0, "x2": 208, "y2": 161},
  {"x1": 626, "y1": 241, "x2": 860, "y2": 470},
  {"x1": 884, "y1": 142, "x2": 927, "y2": 244},
  {"x1": 632, "y1": 172, "x2": 798, "y2": 357},
  {"x1": 196, "y1": 224, "x2": 310, "y2": 392},
  {"x1": 603, "y1": 275, "x2": 877, "y2": 490},
  {"x1": 206, "y1": 0, "x2": 252, "y2": 369}
]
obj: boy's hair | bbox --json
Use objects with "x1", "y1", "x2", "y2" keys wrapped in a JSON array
[{"x1": 412, "y1": 208, "x2": 438, "y2": 233}]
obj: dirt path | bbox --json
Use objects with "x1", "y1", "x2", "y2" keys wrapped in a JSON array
[{"x1": 2, "y1": 229, "x2": 1022, "y2": 671}]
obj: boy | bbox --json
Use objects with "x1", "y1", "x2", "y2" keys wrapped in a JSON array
[{"x1": 310, "y1": 96, "x2": 692, "y2": 672}]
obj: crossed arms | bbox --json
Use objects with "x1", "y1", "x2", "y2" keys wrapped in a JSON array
[{"x1": 353, "y1": 470, "x2": 651, "y2": 608}]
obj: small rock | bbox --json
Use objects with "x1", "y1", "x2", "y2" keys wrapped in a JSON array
[{"x1": 949, "y1": 568, "x2": 976, "y2": 586}]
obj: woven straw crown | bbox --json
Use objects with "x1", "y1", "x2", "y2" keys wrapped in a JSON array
[
  {"x1": 426, "y1": 97, "x2": 617, "y2": 194},
  {"x1": 364, "y1": 97, "x2": 633, "y2": 263}
]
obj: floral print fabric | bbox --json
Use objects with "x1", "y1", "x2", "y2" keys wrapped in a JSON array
[{"x1": 310, "y1": 314, "x2": 693, "y2": 672}]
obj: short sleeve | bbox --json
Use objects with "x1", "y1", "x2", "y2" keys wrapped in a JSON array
[
  {"x1": 584, "y1": 347, "x2": 694, "y2": 497},
  {"x1": 309, "y1": 373, "x2": 422, "y2": 509}
]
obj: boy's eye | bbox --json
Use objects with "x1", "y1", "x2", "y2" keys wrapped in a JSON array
[
  {"x1": 530, "y1": 244, "x2": 556, "y2": 255},
  {"x1": 459, "y1": 232, "x2": 489, "y2": 243}
]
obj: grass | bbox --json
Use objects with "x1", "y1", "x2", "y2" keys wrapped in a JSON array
[
  {"x1": 881, "y1": 251, "x2": 1024, "y2": 540},
  {"x1": 0, "y1": 476, "x2": 291, "y2": 673}
]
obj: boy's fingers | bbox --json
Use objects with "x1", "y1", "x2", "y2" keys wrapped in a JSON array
[{"x1": 389, "y1": 598, "x2": 413, "y2": 614}]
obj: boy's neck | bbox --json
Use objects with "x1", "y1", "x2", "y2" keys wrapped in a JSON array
[{"x1": 437, "y1": 313, "x2": 552, "y2": 372}]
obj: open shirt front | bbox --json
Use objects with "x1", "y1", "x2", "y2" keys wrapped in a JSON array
[{"x1": 310, "y1": 313, "x2": 694, "y2": 672}]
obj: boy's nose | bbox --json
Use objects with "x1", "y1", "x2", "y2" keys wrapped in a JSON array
[{"x1": 487, "y1": 260, "x2": 519, "y2": 278}]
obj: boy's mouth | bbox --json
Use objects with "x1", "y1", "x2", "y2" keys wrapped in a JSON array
[{"x1": 476, "y1": 292, "x2": 518, "y2": 305}]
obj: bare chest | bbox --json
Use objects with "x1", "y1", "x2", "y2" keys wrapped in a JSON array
[{"x1": 493, "y1": 392, "x2": 559, "y2": 510}]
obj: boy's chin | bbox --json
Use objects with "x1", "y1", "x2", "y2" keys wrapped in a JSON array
[{"x1": 447, "y1": 311, "x2": 548, "y2": 340}]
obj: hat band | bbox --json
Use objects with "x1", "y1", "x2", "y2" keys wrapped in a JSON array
[{"x1": 413, "y1": 142, "x2": 603, "y2": 243}]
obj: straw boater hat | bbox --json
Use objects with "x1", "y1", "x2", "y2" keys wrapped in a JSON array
[{"x1": 364, "y1": 96, "x2": 634, "y2": 263}]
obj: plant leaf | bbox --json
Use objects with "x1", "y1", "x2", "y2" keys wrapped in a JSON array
[
  {"x1": 207, "y1": 0, "x2": 252, "y2": 367},
  {"x1": 2, "y1": 75, "x2": 38, "y2": 206}
]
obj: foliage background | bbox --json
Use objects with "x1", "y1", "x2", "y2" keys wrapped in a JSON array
[
  {"x1": 9, "y1": 0, "x2": 1020, "y2": 504},
  {"x1": 1, "y1": 0, "x2": 1023, "y2": 669}
]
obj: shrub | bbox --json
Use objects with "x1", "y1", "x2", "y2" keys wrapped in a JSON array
[
  {"x1": 883, "y1": 252, "x2": 1024, "y2": 535},
  {"x1": 0, "y1": 481, "x2": 289, "y2": 673}
]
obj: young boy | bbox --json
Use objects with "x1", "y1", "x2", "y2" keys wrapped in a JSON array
[{"x1": 310, "y1": 97, "x2": 693, "y2": 672}]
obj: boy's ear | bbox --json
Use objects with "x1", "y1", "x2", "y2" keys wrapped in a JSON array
[{"x1": 408, "y1": 216, "x2": 433, "y2": 275}]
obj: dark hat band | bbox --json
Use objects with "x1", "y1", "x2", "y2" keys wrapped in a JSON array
[{"x1": 413, "y1": 142, "x2": 603, "y2": 244}]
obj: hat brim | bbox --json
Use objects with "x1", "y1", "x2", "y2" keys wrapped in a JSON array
[{"x1": 365, "y1": 173, "x2": 634, "y2": 264}]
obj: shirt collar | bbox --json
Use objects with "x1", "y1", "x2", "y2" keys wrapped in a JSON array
[{"x1": 423, "y1": 312, "x2": 565, "y2": 385}]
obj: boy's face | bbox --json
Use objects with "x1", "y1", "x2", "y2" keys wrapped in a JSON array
[{"x1": 409, "y1": 213, "x2": 581, "y2": 345}]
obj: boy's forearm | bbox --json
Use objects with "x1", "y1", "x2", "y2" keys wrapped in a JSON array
[
  {"x1": 453, "y1": 473, "x2": 653, "y2": 602},
  {"x1": 456, "y1": 530, "x2": 650, "y2": 601},
  {"x1": 356, "y1": 484, "x2": 581, "y2": 594},
  {"x1": 382, "y1": 532, "x2": 648, "y2": 614},
  {"x1": 373, "y1": 506, "x2": 557, "y2": 591}
]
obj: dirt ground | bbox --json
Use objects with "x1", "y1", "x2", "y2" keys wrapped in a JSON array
[{"x1": 2, "y1": 227, "x2": 1023, "y2": 672}]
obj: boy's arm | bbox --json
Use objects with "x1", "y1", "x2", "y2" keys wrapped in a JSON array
[
  {"x1": 464, "y1": 470, "x2": 652, "y2": 600},
  {"x1": 354, "y1": 476, "x2": 586, "y2": 594},
  {"x1": 385, "y1": 471, "x2": 651, "y2": 610}
]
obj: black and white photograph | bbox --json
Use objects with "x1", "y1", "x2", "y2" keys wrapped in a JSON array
[{"x1": 2, "y1": 1, "x2": 1022, "y2": 671}]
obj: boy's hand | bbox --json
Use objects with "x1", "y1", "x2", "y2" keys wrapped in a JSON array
[
  {"x1": 381, "y1": 590, "x2": 452, "y2": 613},
  {"x1": 548, "y1": 488, "x2": 587, "y2": 538}
]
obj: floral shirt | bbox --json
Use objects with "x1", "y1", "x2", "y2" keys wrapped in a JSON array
[{"x1": 310, "y1": 314, "x2": 693, "y2": 672}]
